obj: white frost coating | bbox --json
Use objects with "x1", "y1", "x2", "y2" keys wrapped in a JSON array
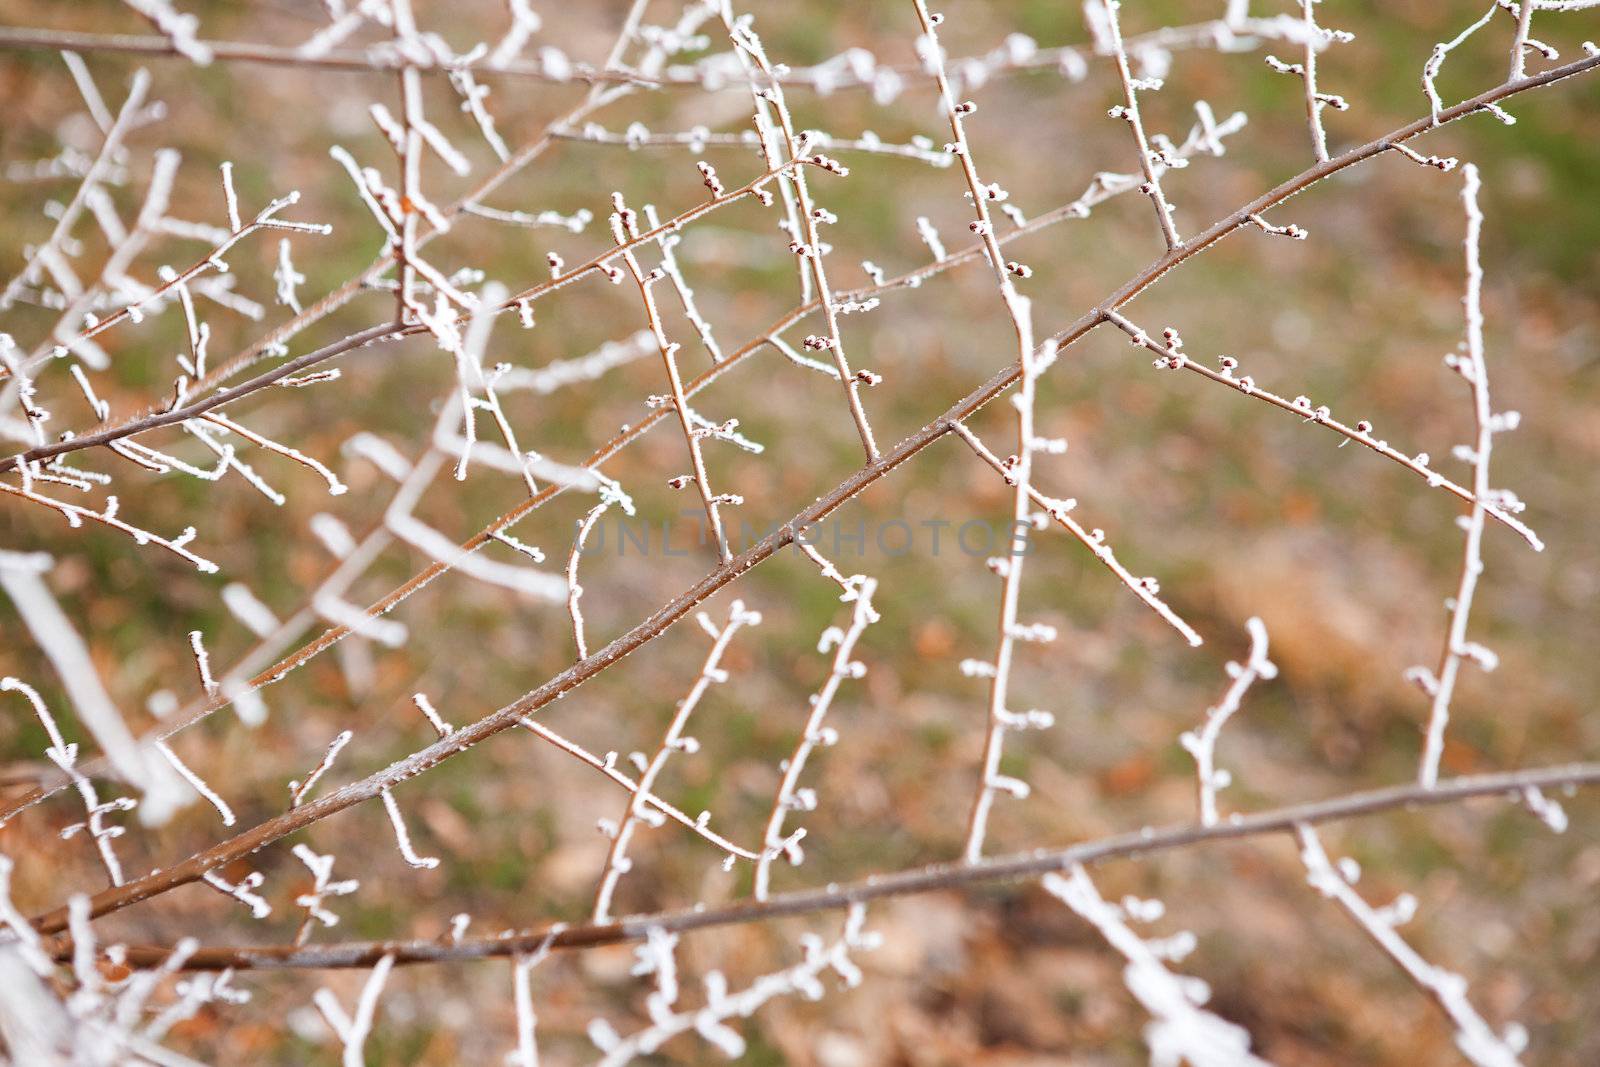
[
  {"x1": 309, "y1": 512, "x2": 358, "y2": 559},
  {"x1": 188, "y1": 629, "x2": 219, "y2": 694},
  {"x1": 1521, "y1": 785, "x2": 1568, "y2": 833},
  {"x1": 0, "y1": 860, "x2": 214, "y2": 1063},
  {"x1": 4, "y1": 678, "x2": 135, "y2": 885},
  {"x1": 289, "y1": 729, "x2": 354, "y2": 808},
  {"x1": 380, "y1": 787, "x2": 440, "y2": 869},
  {"x1": 313, "y1": 953, "x2": 395, "y2": 1067},
  {"x1": 0, "y1": 552, "x2": 188, "y2": 826},
  {"x1": 0, "y1": 2, "x2": 1591, "y2": 1059},
  {"x1": 754, "y1": 575, "x2": 878, "y2": 899},
  {"x1": 507, "y1": 927, "x2": 560, "y2": 1067},
  {"x1": 292, "y1": 843, "x2": 360, "y2": 935},
  {"x1": 1043, "y1": 866, "x2": 1273, "y2": 1066},
  {"x1": 0, "y1": 942, "x2": 77, "y2": 1063},
  {"x1": 592, "y1": 600, "x2": 760, "y2": 922},
  {"x1": 155, "y1": 740, "x2": 235, "y2": 825},
  {"x1": 275, "y1": 237, "x2": 306, "y2": 314},
  {"x1": 1296, "y1": 825, "x2": 1526, "y2": 1066},
  {"x1": 589, "y1": 906, "x2": 880, "y2": 1066},
  {"x1": 1417, "y1": 163, "x2": 1522, "y2": 789},
  {"x1": 411, "y1": 692, "x2": 451, "y2": 737},
  {"x1": 342, "y1": 432, "x2": 414, "y2": 482},
  {"x1": 490, "y1": 0, "x2": 543, "y2": 68},
  {"x1": 385, "y1": 451, "x2": 566, "y2": 602},
  {"x1": 203, "y1": 869, "x2": 271, "y2": 918},
  {"x1": 221, "y1": 582, "x2": 282, "y2": 638},
  {"x1": 438, "y1": 282, "x2": 536, "y2": 491},
  {"x1": 516, "y1": 715, "x2": 760, "y2": 862},
  {"x1": 202, "y1": 410, "x2": 349, "y2": 497},
  {"x1": 1180, "y1": 617, "x2": 1276, "y2": 826},
  {"x1": 122, "y1": 0, "x2": 213, "y2": 65}
]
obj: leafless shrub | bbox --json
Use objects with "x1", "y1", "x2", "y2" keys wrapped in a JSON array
[{"x1": 0, "y1": 2, "x2": 1597, "y2": 1064}]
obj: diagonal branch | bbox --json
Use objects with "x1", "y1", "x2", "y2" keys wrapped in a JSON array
[{"x1": 22, "y1": 51, "x2": 1600, "y2": 935}]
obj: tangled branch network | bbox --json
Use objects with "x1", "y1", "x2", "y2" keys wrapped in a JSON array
[{"x1": 0, "y1": 1, "x2": 1597, "y2": 1063}]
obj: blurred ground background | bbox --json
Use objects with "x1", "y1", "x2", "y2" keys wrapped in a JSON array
[{"x1": 1, "y1": 0, "x2": 1598, "y2": 1064}]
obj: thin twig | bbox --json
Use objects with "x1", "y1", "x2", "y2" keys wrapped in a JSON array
[
  {"x1": 18, "y1": 57, "x2": 1600, "y2": 935},
  {"x1": 1101, "y1": 0, "x2": 1182, "y2": 250},
  {"x1": 1104, "y1": 309, "x2": 1542, "y2": 549},
  {"x1": 1418, "y1": 163, "x2": 1504, "y2": 788},
  {"x1": 591, "y1": 602, "x2": 758, "y2": 921}
]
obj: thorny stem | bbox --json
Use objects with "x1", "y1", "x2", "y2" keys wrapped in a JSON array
[
  {"x1": 18, "y1": 53, "x2": 1600, "y2": 933},
  {"x1": 561, "y1": 124, "x2": 957, "y2": 168},
  {"x1": 960, "y1": 339, "x2": 1044, "y2": 866},
  {"x1": 383, "y1": 0, "x2": 430, "y2": 328},
  {"x1": 0, "y1": 155, "x2": 839, "y2": 477},
  {"x1": 0, "y1": 478, "x2": 217, "y2": 573},
  {"x1": 641, "y1": 203, "x2": 721, "y2": 363},
  {"x1": 951, "y1": 422, "x2": 1203, "y2": 645},
  {"x1": 1423, "y1": 4, "x2": 1503, "y2": 129},
  {"x1": 11, "y1": 130, "x2": 1245, "y2": 823},
  {"x1": 9, "y1": 146, "x2": 178, "y2": 375},
  {"x1": 565, "y1": 502, "x2": 607, "y2": 659},
  {"x1": 516, "y1": 716, "x2": 761, "y2": 862},
  {"x1": 2, "y1": 12, "x2": 1594, "y2": 1064},
  {"x1": 7, "y1": 77, "x2": 1232, "y2": 415},
  {"x1": 1040, "y1": 864, "x2": 1271, "y2": 1065},
  {"x1": 4, "y1": 84, "x2": 633, "y2": 423},
  {"x1": 64, "y1": 761, "x2": 1600, "y2": 970},
  {"x1": 1, "y1": 322, "x2": 399, "y2": 476},
  {"x1": 1183, "y1": 618, "x2": 1276, "y2": 827}
]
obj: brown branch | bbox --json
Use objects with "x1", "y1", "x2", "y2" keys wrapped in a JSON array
[
  {"x1": 70, "y1": 87, "x2": 625, "y2": 420},
  {"x1": 1103, "y1": 310, "x2": 1542, "y2": 549},
  {"x1": 0, "y1": 25, "x2": 645, "y2": 86},
  {"x1": 951, "y1": 421, "x2": 1204, "y2": 644},
  {"x1": 0, "y1": 322, "x2": 400, "y2": 474},
  {"x1": 0, "y1": 17, "x2": 1318, "y2": 93},
  {"x1": 19, "y1": 54, "x2": 1599, "y2": 933},
  {"x1": 719, "y1": 11, "x2": 881, "y2": 462},
  {"x1": 0, "y1": 90, "x2": 605, "y2": 407},
  {"x1": 2, "y1": 126, "x2": 1252, "y2": 822},
  {"x1": 1102, "y1": 0, "x2": 1182, "y2": 250},
  {"x1": 0, "y1": 156, "x2": 835, "y2": 476},
  {"x1": 0, "y1": 94, "x2": 1233, "y2": 478},
  {"x1": 614, "y1": 203, "x2": 734, "y2": 562},
  {"x1": 68, "y1": 760, "x2": 1600, "y2": 970},
  {"x1": 0, "y1": 172, "x2": 1166, "y2": 822},
  {"x1": 0, "y1": 136, "x2": 1238, "y2": 827}
]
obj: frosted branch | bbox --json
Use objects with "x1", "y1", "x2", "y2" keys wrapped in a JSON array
[{"x1": 1179, "y1": 618, "x2": 1276, "y2": 826}]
